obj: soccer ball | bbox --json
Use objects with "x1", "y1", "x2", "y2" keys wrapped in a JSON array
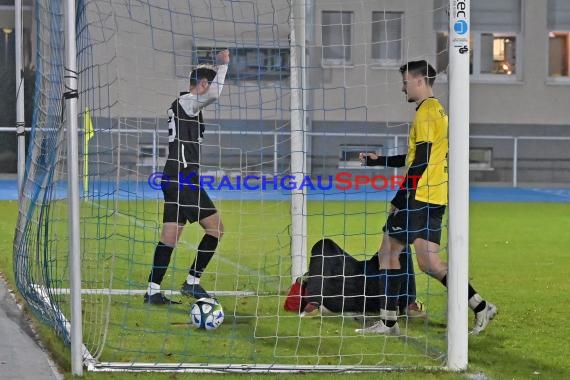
[{"x1": 190, "y1": 297, "x2": 224, "y2": 330}]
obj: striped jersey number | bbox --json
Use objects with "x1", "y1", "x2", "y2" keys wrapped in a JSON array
[{"x1": 167, "y1": 108, "x2": 176, "y2": 143}]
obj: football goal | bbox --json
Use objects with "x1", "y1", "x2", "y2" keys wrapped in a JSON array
[{"x1": 14, "y1": 0, "x2": 470, "y2": 375}]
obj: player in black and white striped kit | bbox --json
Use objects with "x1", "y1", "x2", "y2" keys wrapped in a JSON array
[{"x1": 144, "y1": 50, "x2": 230, "y2": 305}]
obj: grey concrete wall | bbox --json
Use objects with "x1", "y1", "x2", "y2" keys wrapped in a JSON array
[{"x1": 77, "y1": 0, "x2": 570, "y2": 126}]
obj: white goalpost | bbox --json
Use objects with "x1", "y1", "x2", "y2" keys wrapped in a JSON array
[
  {"x1": 63, "y1": 0, "x2": 84, "y2": 375},
  {"x1": 14, "y1": 0, "x2": 470, "y2": 374},
  {"x1": 447, "y1": 0, "x2": 470, "y2": 371},
  {"x1": 290, "y1": 0, "x2": 309, "y2": 283}
]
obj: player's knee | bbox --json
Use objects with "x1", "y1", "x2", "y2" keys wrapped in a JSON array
[
  {"x1": 415, "y1": 253, "x2": 431, "y2": 272},
  {"x1": 217, "y1": 221, "x2": 225, "y2": 239},
  {"x1": 160, "y1": 231, "x2": 179, "y2": 247},
  {"x1": 417, "y1": 259, "x2": 431, "y2": 274},
  {"x1": 206, "y1": 222, "x2": 224, "y2": 239},
  {"x1": 161, "y1": 237, "x2": 177, "y2": 247},
  {"x1": 417, "y1": 257, "x2": 443, "y2": 278}
]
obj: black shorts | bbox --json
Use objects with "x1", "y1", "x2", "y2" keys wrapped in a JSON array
[
  {"x1": 162, "y1": 182, "x2": 217, "y2": 224},
  {"x1": 382, "y1": 198, "x2": 446, "y2": 245}
]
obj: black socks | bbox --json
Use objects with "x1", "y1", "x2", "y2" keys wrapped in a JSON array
[
  {"x1": 189, "y1": 234, "x2": 219, "y2": 278},
  {"x1": 148, "y1": 241, "x2": 174, "y2": 284},
  {"x1": 380, "y1": 269, "x2": 405, "y2": 326},
  {"x1": 440, "y1": 274, "x2": 487, "y2": 312}
]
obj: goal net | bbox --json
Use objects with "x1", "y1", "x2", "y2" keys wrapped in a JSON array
[{"x1": 15, "y1": 0, "x2": 457, "y2": 373}]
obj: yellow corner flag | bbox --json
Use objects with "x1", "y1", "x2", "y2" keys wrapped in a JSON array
[{"x1": 83, "y1": 108, "x2": 95, "y2": 197}]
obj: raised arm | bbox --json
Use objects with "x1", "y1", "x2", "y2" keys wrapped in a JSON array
[{"x1": 194, "y1": 50, "x2": 230, "y2": 112}]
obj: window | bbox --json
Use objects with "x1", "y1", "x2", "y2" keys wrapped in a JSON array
[
  {"x1": 0, "y1": 28, "x2": 14, "y2": 66},
  {"x1": 371, "y1": 11, "x2": 403, "y2": 66},
  {"x1": 549, "y1": 33, "x2": 570, "y2": 77},
  {"x1": 339, "y1": 145, "x2": 381, "y2": 169},
  {"x1": 435, "y1": 32, "x2": 449, "y2": 74},
  {"x1": 548, "y1": 0, "x2": 570, "y2": 78},
  {"x1": 322, "y1": 11, "x2": 352, "y2": 65},
  {"x1": 0, "y1": 2, "x2": 34, "y2": 66},
  {"x1": 434, "y1": 0, "x2": 521, "y2": 80},
  {"x1": 138, "y1": 145, "x2": 167, "y2": 168},
  {"x1": 469, "y1": 148, "x2": 493, "y2": 171},
  {"x1": 480, "y1": 34, "x2": 516, "y2": 75},
  {"x1": 192, "y1": 47, "x2": 290, "y2": 81}
]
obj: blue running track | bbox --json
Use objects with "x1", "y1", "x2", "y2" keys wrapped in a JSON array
[{"x1": 2, "y1": 179, "x2": 570, "y2": 202}]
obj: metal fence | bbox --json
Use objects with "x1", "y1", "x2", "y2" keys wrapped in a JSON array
[{"x1": 2, "y1": 126, "x2": 569, "y2": 187}]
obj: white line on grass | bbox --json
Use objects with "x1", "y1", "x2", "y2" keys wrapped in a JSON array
[{"x1": 47, "y1": 288, "x2": 256, "y2": 297}]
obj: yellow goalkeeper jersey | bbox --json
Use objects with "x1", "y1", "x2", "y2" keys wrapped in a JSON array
[{"x1": 406, "y1": 97, "x2": 448, "y2": 205}]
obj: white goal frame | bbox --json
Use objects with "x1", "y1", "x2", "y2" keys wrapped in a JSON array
[{"x1": 26, "y1": 0, "x2": 471, "y2": 375}]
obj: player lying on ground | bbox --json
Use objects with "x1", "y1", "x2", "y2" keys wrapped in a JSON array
[{"x1": 285, "y1": 238, "x2": 425, "y2": 318}]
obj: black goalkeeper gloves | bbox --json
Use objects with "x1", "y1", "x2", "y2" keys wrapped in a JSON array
[
  {"x1": 361, "y1": 154, "x2": 407, "y2": 168},
  {"x1": 365, "y1": 155, "x2": 384, "y2": 166}
]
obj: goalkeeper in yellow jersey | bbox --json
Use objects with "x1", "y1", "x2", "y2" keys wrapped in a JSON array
[{"x1": 358, "y1": 60, "x2": 496, "y2": 335}]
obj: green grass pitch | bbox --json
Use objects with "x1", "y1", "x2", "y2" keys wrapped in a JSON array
[{"x1": 1, "y1": 199, "x2": 569, "y2": 379}]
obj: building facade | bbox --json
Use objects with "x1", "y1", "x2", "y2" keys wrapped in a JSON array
[{"x1": 4, "y1": 1, "x2": 570, "y2": 184}]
